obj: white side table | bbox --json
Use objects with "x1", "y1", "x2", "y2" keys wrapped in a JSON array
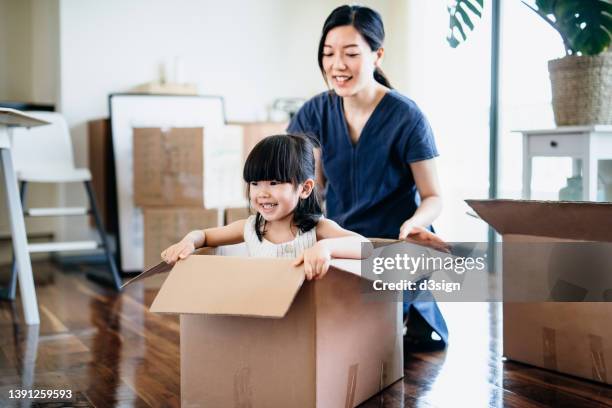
[
  {"x1": 0, "y1": 108, "x2": 50, "y2": 325},
  {"x1": 518, "y1": 126, "x2": 612, "y2": 201}
]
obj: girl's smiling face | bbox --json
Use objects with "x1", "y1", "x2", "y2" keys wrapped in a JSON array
[
  {"x1": 249, "y1": 180, "x2": 314, "y2": 222},
  {"x1": 321, "y1": 25, "x2": 383, "y2": 97}
]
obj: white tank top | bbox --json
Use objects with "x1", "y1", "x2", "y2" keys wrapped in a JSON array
[{"x1": 243, "y1": 215, "x2": 317, "y2": 258}]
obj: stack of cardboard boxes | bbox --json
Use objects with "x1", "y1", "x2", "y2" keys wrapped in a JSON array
[{"x1": 131, "y1": 123, "x2": 287, "y2": 272}]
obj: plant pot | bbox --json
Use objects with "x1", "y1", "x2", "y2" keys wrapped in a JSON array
[{"x1": 548, "y1": 52, "x2": 612, "y2": 126}]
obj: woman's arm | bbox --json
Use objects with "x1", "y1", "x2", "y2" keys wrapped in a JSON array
[
  {"x1": 313, "y1": 148, "x2": 327, "y2": 196},
  {"x1": 161, "y1": 219, "x2": 246, "y2": 264},
  {"x1": 399, "y1": 158, "x2": 443, "y2": 239}
]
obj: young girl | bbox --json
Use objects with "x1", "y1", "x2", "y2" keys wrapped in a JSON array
[{"x1": 160, "y1": 133, "x2": 371, "y2": 281}]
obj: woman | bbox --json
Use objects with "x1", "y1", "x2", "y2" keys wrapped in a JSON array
[{"x1": 287, "y1": 4, "x2": 448, "y2": 351}]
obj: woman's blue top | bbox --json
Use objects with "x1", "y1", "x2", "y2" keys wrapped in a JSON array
[{"x1": 287, "y1": 90, "x2": 438, "y2": 239}]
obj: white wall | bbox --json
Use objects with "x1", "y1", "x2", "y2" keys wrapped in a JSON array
[
  {"x1": 31, "y1": 0, "x2": 60, "y2": 104},
  {"x1": 56, "y1": 0, "x2": 409, "y2": 241},
  {"x1": 0, "y1": 0, "x2": 9, "y2": 99},
  {"x1": 0, "y1": 0, "x2": 58, "y2": 102},
  {"x1": 405, "y1": 0, "x2": 491, "y2": 241},
  {"x1": 3, "y1": 0, "x2": 413, "y2": 246},
  {"x1": 0, "y1": 0, "x2": 411, "y2": 249},
  {"x1": 0, "y1": 0, "x2": 33, "y2": 101},
  {"x1": 0, "y1": 0, "x2": 59, "y2": 246}
]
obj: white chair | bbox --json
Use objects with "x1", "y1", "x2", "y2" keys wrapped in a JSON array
[{"x1": 0, "y1": 111, "x2": 121, "y2": 299}]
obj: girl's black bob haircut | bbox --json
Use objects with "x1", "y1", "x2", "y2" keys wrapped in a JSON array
[{"x1": 243, "y1": 134, "x2": 323, "y2": 241}]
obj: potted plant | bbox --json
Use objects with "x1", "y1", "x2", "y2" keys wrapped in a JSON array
[{"x1": 447, "y1": 0, "x2": 612, "y2": 125}]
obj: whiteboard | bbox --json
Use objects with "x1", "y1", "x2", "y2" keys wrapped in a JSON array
[{"x1": 109, "y1": 94, "x2": 226, "y2": 272}]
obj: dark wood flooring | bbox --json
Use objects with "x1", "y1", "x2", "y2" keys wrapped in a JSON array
[{"x1": 0, "y1": 261, "x2": 611, "y2": 407}]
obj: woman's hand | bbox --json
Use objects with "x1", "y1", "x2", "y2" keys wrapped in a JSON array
[
  {"x1": 293, "y1": 242, "x2": 332, "y2": 281},
  {"x1": 399, "y1": 222, "x2": 450, "y2": 253}
]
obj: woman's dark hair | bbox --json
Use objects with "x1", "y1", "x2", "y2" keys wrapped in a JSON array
[
  {"x1": 243, "y1": 134, "x2": 322, "y2": 241},
  {"x1": 318, "y1": 5, "x2": 392, "y2": 89}
]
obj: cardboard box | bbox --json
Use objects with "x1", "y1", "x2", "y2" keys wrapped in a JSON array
[
  {"x1": 88, "y1": 118, "x2": 117, "y2": 233},
  {"x1": 229, "y1": 121, "x2": 288, "y2": 164},
  {"x1": 133, "y1": 126, "x2": 246, "y2": 208},
  {"x1": 467, "y1": 199, "x2": 612, "y2": 384},
  {"x1": 133, "y1": 127, "x2": 205, "y2": 207},
  {"x1": 143, "y1": 207, "x2": 218, "y2": 287},
  {"x1": 125, "y1": 249, "x2": 404, "y2": 407},
  {"x1": 224, "y1": 207, "x2": 251, "y2": 225},
  {"x1": 132, "y1": 123, "x2": 287, "y2": 209},
  {"x1": 129, "y1": 81, "x2": 198, "y2": 95}
]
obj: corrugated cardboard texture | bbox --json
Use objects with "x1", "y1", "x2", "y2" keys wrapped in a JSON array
[
  {"x1": 466, "y1": 199, "x2": 612, "y2": 241},
  {"x1": 315, "y1": 267, "x2": 403, "y2": 407},
  {"x1": 130, "y1": 244, "x2": 404, "y2": 406},
  {"x1": 231, "y1": 122, "x2": 288, "y2": 165},
  {"x1": 225, "y1": 207, "x2": 251, "y2": 225},
  {"x1": 504, "y1": 302, "x2": 611, "y2": 384},
  {"x1": 143, "y1": 207, "x2": 218, "y2": 269},
  {"x1": 369, "y1": 238, "x2": 401, "y2": 248},
  {"x1": 143, "y1": 207, "x2": 218, "y2": 289},
  {"x1": 150, "y1": 256, "x2": 304, "y2": 317},
  {"x1": 502, "y1": 234, "x2": 576, "y2": 301},
  {"x1": 120, "y1": 260, "x2": 173, "y2": 288},
  {"x1": 180, "y1": 283, "x2": 316, "y2": 408},
  {"x1": 133, "y1": 127, "x2": 204, "y2": 207},
  {"x1": 177, "y1": 262, "x2": 402, "y2": 408},
  {"x1": 468, "y1": 199, "x2": 612, "y2": 384}
]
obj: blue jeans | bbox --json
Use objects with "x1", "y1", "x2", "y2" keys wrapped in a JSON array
[{"x1": 403, "y1": 286, "x2": 449, "y2": 344}]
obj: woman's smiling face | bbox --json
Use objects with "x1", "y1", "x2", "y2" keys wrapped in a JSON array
[{"x1": 321, "y1": 25, "x2": 383, "y2": 97}]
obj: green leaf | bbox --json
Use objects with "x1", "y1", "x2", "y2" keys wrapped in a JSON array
[
  {"x1": 461, "y1": 0, "x2": 482, "y2": 18},
  {"x1": 457, "y1": 6, "x2": 475, "y2": 30},
  {"x1": 535, "y1": 0, "x2": 556, "y2": 15},
  {"x1": 446, "y1": 0, "x2": 486, "y2": 48},
  {"x1": 447, "y1": 0, "x2": 611, "y2": 54},
  {"x1": 545, "y1": 0, "x2": 612, "y2": 55}
]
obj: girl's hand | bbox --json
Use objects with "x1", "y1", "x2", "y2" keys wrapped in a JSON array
[
  {"x1": 293, "y1": 243, "x2": 332, "y2": 281},
  {"x1": 161, "y1": 239, "x2": 196, "y2": 264},
  {"x1": 398, "y1": 223, "x2": 450, "y2": 253}
]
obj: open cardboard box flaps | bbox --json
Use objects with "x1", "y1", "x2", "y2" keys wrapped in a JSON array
[
  {"x1": 122, "y1": 240, "x2": 422, "y2": 318},
  {"x1": 122, "y1": 239, "x2": 450, "y2": 407},
  {"x1": 467, "y1": 199, "x2": 612, "y2": 385}
]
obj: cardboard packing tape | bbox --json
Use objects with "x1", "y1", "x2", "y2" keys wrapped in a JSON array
[{"x1": 541, "y1": 328, "x2": 608, "y2": 383}]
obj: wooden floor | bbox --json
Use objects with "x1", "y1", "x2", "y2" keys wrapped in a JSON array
[{"x1": 0, "y1": 261, "x2": 611, "y2": 408}]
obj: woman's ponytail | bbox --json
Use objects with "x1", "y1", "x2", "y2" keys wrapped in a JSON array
[{"x1": 374, "y1": 67, "x2": 392, "y2": 89}]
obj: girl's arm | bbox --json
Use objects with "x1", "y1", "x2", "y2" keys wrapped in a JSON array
[
  {"x1": 294, "y1": 218, "x2": 374, "y2": 281},
  {"x1": 315, "y1": 218, "x2": 373, "y2": 259},
  {"x1": 161, "y1": 219, "x2": 246, "y2": 264}
]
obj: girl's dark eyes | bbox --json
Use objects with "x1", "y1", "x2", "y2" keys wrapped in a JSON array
[
  {"x1": 346, "y1": 53, "x2": 359, "y2": 57},
  {"x1": 250, "y1": 181, "x2": 283, "y2": 186}
]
